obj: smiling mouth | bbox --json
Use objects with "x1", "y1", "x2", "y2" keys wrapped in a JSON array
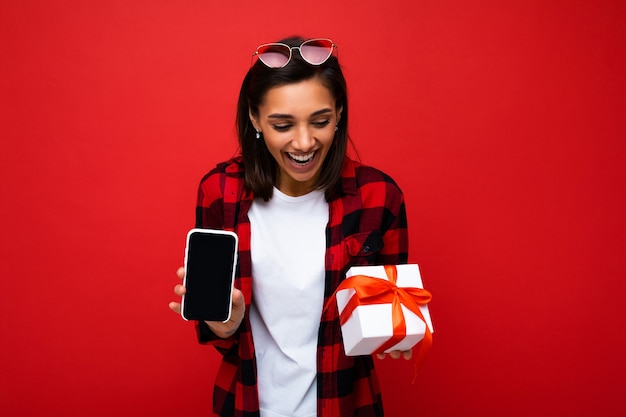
[{"x1": 287, "y1": 151, "x2": 316, "y2": 166}]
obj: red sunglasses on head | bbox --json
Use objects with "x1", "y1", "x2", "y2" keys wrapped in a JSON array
[{"x1": 252, "y1": 38, "x2": 337, "y2": 68}]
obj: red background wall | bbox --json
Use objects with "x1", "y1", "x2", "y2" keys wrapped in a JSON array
[{"x1": 1, "y1": 1, "x2": 625, "y2": 416}]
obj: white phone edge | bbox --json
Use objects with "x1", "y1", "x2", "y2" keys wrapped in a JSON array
[{"x1": 181, "y1": 228, "x2": 238, "y2": 323}]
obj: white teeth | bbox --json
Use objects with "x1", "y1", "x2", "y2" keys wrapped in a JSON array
[{"x1": 288, "y1": 151, "x2": 315, "y2": 163}]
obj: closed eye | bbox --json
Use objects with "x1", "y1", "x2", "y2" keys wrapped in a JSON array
[
  {"x1": 312, "y1": 120, "x2": 331, "y2": 128},
  {"x1": 272, "y1": 124, "x2": 292, "y2": 132}
]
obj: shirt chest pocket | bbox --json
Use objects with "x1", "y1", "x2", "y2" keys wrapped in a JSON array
[{"x1": 344, "y1": 230, "x2": 384, "y2": 266}]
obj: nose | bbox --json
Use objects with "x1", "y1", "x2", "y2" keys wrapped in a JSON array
[{"x1": 291, "y1": 125, "x2": 315, "y2": 151}]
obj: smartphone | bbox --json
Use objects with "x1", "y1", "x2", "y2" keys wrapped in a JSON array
[{"x1": 181, "y1": 228, "x2": 238, "y2": 322}]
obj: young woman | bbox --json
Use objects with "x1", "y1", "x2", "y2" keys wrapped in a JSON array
[{"x1": 169, "y1": 36, "x2": 411, "y2": 417}]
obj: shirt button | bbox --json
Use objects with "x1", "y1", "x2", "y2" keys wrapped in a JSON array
[{"x1": 363, "y1": 245, "x2": 370, "y2": 252}]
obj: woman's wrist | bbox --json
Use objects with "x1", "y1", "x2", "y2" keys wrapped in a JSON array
[{"x1": 205, "y1": 321, "x2": 237, "y2": 339}]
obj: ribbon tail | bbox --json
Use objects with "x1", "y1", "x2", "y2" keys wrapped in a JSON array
[{"x1": 411, "y1": 325, "x2": 433, "y2": 383}]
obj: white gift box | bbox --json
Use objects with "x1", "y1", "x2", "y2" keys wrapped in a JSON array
[{"x1": 337, "y1": 264, "x2": 434, "y2": 356}]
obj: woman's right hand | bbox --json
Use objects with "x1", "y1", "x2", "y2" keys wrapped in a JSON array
[{"x1": 168, "y1": 266, "x2": 245, "y2": 339}]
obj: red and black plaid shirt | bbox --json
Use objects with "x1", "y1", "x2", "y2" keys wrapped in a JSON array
[{"x1": 194, "y1": 156, "x2": 408, "y2": 417}]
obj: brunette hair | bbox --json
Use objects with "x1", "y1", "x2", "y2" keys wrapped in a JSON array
[{"x1": 236, "y1": 35, "x2": 349, "y2": 201}]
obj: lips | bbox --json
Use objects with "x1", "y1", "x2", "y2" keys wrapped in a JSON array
[{"x1": 286, "y1": 151, "x2": 316, "y2": 166}]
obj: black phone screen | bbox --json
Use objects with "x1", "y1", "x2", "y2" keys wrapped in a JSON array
[{"x1": 182, "y1": 229, "x2": 237, "y2": 322}]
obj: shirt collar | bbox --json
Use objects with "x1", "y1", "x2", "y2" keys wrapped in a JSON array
[{"x1": 337, "y1": 157, "x2": 358, "y2": 196}]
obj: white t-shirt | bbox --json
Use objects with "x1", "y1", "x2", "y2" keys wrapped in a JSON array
[{"x1": 248, "y1": 187, "x2": 328, "y2": 417}]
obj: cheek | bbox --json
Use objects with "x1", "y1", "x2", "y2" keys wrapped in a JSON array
[
  {"x1": 261, "y1": 133, "x2": 283, "y2": 152},
  {"x1": 318, "y1": 128, "x2": 336, "y2": 144}
]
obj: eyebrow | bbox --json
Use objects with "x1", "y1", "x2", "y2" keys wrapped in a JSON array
[{"x1": 267, "y1": 108, "x2": 334, "y2": 119}]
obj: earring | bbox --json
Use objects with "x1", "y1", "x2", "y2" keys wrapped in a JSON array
[
  {"x1": 335, "y1": 125, "x2": 339, "y2": 132},
  {"x1": 255, "y1": 130, "x2": 261, "y2": 140}
]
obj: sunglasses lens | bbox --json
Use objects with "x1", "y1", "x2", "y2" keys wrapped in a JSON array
[
  {"x1": 300, "y1": 39, "x2": 333, "y2": 65},
  {"x1": 256, "y1": 44, "x2": 291, "y2": 68}
]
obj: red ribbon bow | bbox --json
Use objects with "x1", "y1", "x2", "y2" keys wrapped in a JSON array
[{"x1": 330, "y1": 265, "x2": 433, "y2": 374}]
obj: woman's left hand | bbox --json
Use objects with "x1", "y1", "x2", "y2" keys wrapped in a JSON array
[{"x1": 376, "y1": 350, "x2": 412, "y2": 360}]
